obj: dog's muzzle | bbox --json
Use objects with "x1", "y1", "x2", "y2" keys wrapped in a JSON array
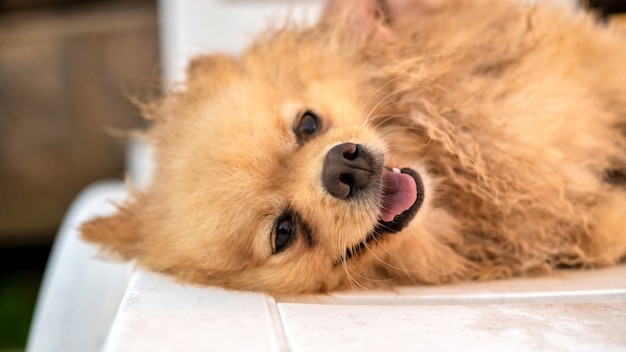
[
  {"x1": 322, "y1": 142, "x2": 423, "y2": 232},
  {"x1": 324, "y1": 142, "x2": 425, "y2": 265}
]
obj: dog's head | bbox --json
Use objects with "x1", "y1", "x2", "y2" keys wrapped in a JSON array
[{"x1": 82, "y1": 0, "x2": 429, "y2": 293}]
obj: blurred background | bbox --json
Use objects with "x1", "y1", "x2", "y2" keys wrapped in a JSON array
[
  {"x1": 0, "y1": 0, "x2": 158, "y2": 349},
  {"x1": 0, "y1": 0, "x2": 623, "y2": 350}
]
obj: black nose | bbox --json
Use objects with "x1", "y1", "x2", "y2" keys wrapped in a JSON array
[{"x1": 322, "y1": 143, "x2": 373, "y2": 199}]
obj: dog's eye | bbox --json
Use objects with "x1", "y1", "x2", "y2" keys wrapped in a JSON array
[
  {"x1": 294, "y1": 110, "x2": 321, "y2": 143},
  {"x1": 273, "y1": 214, "x2": 296, "y2": 254}
]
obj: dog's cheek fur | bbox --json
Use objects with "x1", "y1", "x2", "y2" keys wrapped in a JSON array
[{"x1": 232, "y1": 252, "x2": 352, "y2": 293}]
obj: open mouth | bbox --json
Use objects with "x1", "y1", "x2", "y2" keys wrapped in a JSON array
[
  {"x1": 335, "y1": 167, "x2": 425, "y2": 265},
  {"x1": 377, "y1": 167, "x2": 425, "y2": 233}
]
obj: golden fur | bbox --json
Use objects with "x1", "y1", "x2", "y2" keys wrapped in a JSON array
[{"x1": 82, "y1": 0, "x2": 626, "y2": 293}]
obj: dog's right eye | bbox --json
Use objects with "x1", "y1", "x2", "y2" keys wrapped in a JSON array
[
  {"x1": 294, "y1": 110, "x2": 321, "y2": 144},
  {"x1": 273, "y1": 214, "x2": 296, "y2": 254}
]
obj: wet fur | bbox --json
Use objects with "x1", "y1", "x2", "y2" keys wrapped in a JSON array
[{"x1": 82, "y1": 0, "x2": 626, "y2": 293}]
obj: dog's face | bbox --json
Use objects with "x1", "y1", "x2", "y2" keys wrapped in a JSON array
[{"x1": 83, "y1": 8, "x2": 427, "y2": 293}]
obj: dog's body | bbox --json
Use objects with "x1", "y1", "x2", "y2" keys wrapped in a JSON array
[{"x1": 83, "y1": 0, "x2": 626, "y2": 293}]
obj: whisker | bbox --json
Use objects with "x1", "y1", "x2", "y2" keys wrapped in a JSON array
[
  {"x1": 357, "y1": 74, "x2": 413, "y2": 124},
  {"x1": 364, "y1": 86, "x2": 413, "y2": 127},
  {"x1": 365, "y1": 97, "x2": 419, "y2": 128}
]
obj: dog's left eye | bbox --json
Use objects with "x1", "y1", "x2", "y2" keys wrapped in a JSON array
[
  {"x1": 273, "y1": 214, "x2": 296, "y2": 254},
  {"x1": 294, "y1": 110, "x2": 321, "y2": 143}
]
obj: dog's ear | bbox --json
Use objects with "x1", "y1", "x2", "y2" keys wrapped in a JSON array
[
  {"x1": 320, "y1": 0, "x2": 396, "y2": 41},
  {"x1": 185, "y1": 54, "x2": 242, "y2": 93},
  {"x1": 320, "y1": 0, "x2": 445, "y2": 41},
  {"x1": 141, "y1": 54, "x2": 242, "y2": 121},
  {"x1": 81, "y1": 202, "x2": 144, "y2": 260}
]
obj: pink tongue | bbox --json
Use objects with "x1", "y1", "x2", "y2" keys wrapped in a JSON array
[{"x1": 380, "y1": 170, "x2": 418, "y2": 222}]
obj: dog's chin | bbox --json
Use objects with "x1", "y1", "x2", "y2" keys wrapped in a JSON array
[{"x1": 375, "y1": 167, "x2": 425, "y2": 235}]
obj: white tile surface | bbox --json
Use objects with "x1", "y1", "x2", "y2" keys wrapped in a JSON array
[
  {"x1": 102, "y1": 270, "x2": 282, "y2": 352},
  {"x1": 279, "y1": 301, "x2": 626, "y2": 352},
  {"x1": 279, "y1": 265, "x2": 626, "y2": 305},
  {"x1": 100, "y1": 266, "x2": 626, "y2": 352}
]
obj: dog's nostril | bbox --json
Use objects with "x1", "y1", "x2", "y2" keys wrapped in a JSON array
[
  {"x1": 322, "y1": 142, "x2": 374, "y2": 199},
  {"x1": 339, "y1": 173, "x2": 354, "y2": 187},
  {"x1": 342, "y1": 147, "x2": 359, "y2": 161}
]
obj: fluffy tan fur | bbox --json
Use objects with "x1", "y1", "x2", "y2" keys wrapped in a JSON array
[{"x1": 82, "y1": 0, "x2": 626, "y2": 293}]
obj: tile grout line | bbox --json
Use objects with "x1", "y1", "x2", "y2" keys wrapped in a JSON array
[{"x1": 265, "y1": 295, "x2": 292, "y2": 352}]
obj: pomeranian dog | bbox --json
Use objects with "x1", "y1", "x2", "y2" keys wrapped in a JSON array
[{"x1": 82, "y1": 0, "x2": 626, "y2": 293}]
